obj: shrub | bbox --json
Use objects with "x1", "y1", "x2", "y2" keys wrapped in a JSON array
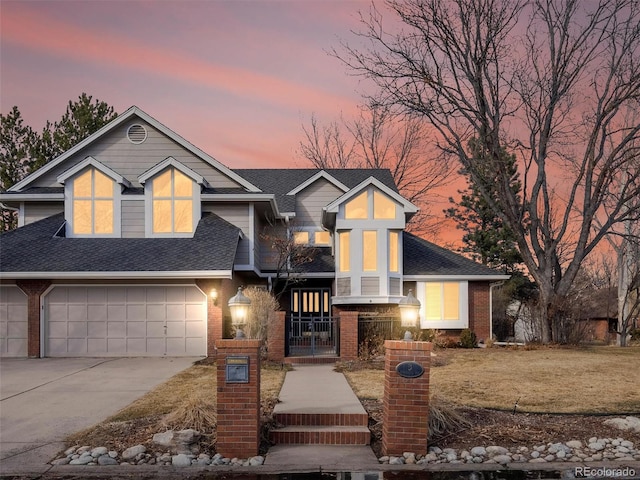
[
  {"x1": 428, "y1": 394, "x2": 470, "y2": 442},
  {"x1": 459, "y1": 329, "x2": 477, "y2": 348}
]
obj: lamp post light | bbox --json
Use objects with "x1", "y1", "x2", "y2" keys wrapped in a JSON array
[
  {"x1": 398, "y1": 289, "x2": 421, "y2": 341},
  {"x1": 228, "y1": 287, "x2": 251, "y2": 339}
]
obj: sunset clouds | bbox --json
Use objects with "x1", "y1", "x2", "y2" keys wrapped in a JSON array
[{"x1": 1, "y1": 0, "x2": 369, "y2": 168}]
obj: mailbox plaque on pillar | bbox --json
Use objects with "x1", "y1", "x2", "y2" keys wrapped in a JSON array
[{"x1": 226, "y1": 355, "x2": 249, "y2": 383}]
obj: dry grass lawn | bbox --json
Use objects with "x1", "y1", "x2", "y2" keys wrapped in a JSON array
[
  {"x1": 66, "y1": 361, "x2": 287, "y2": 450},
  {"x1": 343, "y1": 346, "x2": 640, "y2": 414}
]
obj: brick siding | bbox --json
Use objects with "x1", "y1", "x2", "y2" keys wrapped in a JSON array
[{"x1": 16, "y1": 280, "x2": 51, "y2": 358}]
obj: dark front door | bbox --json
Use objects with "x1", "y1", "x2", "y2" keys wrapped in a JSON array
[{"x1": 287, "y1": 288, "x2": 337, "y2": 357}]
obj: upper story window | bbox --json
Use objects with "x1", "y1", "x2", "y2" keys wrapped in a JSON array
[
  {"x1": 345, "y1": 191, "x2": 368, "y2": 219},
  {"x1": 293, "y1": 231, "x2": 309, "y2": 245},
  {"x1": 374, "y1": 191, "x2": 396, "y2": 219},
  {"x1": 58, "y1": 157, "x2": 127, "y2": 238},
  {"x1": 152, "y1": 168, "x2": 194, "y2": 234},
  {"x1": 292, "y1": 229, "x2": 331, "y2": 246},
  {"x1": 344, "y1": 188, "x2": 398, "y2": 220},
  {"x1": 314, "y1": 231, "x2": 331, "y2": 245},
  {"x1": 362, "y1": 231, "x2": 377, "y2": 271},
  {"x1": 71, "y1": 168, "x2": 115, "y2": 235},
  {"x1": 338, "y1": 231, "x2": 350, "y2": 272},
  {"x1": 389, "y1": 231, "x2": 399, "y2": 272}
]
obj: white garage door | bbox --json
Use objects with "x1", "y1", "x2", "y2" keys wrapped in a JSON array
[
  {"x1": 0, "y1": 286, "x2": 28, "y2": 357},
  {"x1": 44, "y1": 286, "x2": 206, "y2": 357}
]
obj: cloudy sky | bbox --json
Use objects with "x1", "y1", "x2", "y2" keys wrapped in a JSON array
[{"x1": 1, "y1": 0, "x2": 375, "y2": 169}]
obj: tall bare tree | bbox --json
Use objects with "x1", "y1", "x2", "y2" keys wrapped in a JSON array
[
  {"x1": 337, "y1": 0, "x2": 640, "y2": 342},
  {"x1": 299, "y1": 102, "x2": 452, "y2": 235}
]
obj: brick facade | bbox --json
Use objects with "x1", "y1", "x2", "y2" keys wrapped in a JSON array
[
  {"x1": 267, "y1": 311, "x2": 285, "y2": 362},
  {"x1": 16, "y1": 280, "x2": 51, "y2": 358},
  {"x1": 382, "y1": 340, "x2": 431, "y2": 456},
  {"x1": 215, "y1": 339, "x2": 261, "y2": 458},
  {"x1": 339, "y1": 311, "x2": 358, "y2": 360},
  {"x1": 468, "y1": 281, "x2": 491, "y2": 342}
]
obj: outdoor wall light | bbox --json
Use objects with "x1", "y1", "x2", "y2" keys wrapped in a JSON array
[
  {"x1": 228, "y1": 287, "x2": 251, "y2": 339},
  {"x1": 209, "y1": 288, "x2": 218, "y2": 305},
  {"x1": 399, "y1": 289, "x2": 421, "y2": 341}
]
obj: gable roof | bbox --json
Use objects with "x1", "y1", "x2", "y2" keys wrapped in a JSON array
[
  {"x1": 403, "y1": 232, "x2": 509, "y2": 279},
  {"x1": 56, "y1": 156, "x2": 131, "y2": 187},
  {"x1": 286, "y1": 170, "x2": 349, "y2": 195},
  {"x1": 138, "y1": 157, "x2": 210, "y2": 186},
  {"x1": 235, "y1": 168, "x2": 397, "y2": 215},
  {"x1": 0, "y1": 212, "x2": 240, "y2": 279},
  {"x1": 9, "y1": 106, "x2": 260, "y2": 193}
]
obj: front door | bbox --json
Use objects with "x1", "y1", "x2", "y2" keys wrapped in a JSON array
[{"x1": 288, "y1": 288, "x2": 336, "y2": 356}]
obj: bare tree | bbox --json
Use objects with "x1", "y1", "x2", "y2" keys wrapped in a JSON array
[
  {"x1": 299, "y1": 102, "x2": 452, "y2": 235},
  {"x1": 337, "y1": 0, "x2": 640, "y2": 342}
]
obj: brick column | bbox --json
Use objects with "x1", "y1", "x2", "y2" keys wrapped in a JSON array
[
  {"x1": 196, "y1": 280, "x2": 224, "y2": 356},
  {"x1": 16, "y1": 280, "x2": 51, "y2": 358},
  {"x1": 469, "y1": 281, "x2": 491, "y2": 342},
  {"x1": 339, "y1": 311, "x2": 359, "y2": 361},
  {"x1": 216, "y1": 339, "x2": 261, "y2": 458},
  {"x1": 267, "y1": 311, "x2": 285, "y2": 362},
  {"x1": 382, "y1": 340, "x2": 432, "y2": 456}
]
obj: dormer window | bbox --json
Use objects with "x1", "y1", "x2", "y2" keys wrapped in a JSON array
[
  {"x1": 152, "y1": 169, "x2": 194, "y2": 234},
  {"x1": 72, "y1": 168, "x2": 115, "y2": 235},
  {"x1": 58, "y1": 157, "x2": 127, "y2": 238},
  {"x1": 139, "y1": 157, "x2": 206, "y2": 238}
]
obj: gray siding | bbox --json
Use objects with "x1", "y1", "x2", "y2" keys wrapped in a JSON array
[
  {"x1": 337, "y1": 277, "x2": 351, "y2": 296},
  {"x1": 361, "y1": 277, "x2": 380, "y2": 296},
  {"x1": 203, "y1": 203, "x2": 250, "y2": 265},
  {"x1": 32, "y1": 120, "x2": 245, "y2": 189},
  {"x1": 258, "y1": 223, "x2": 287, "y2": 270},
  {"x1": 295, "y1": 179, "x2": 343, "y2": 227},
  {"x1": 389, "y1": 277, "x2": 401, "y2": 295},
  {"x1": 121, "y1": 199, "x2": 145, "y2": 238},
  {"x1": 23, "y1": 202, "x2": 63, "y2": 225}
]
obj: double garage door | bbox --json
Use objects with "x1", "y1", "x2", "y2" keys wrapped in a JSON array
[
  {"x1": 44, "y1": 285, "x2": 207, "y2": 357},
  {"x1": 0, "y1": 286, "x2": 28, "y2": 357}
]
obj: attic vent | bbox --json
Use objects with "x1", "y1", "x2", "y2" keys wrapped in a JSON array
[{"x1": 127, "y1": 124, "x2": 147, "y2": 144}]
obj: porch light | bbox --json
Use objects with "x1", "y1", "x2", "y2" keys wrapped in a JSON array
[
  {"x1": 209, "y1": 288, "x2": 218, "y2": 305},
  {"x1": 399, "y1": 289, "x2": 421, "y2": 341},
  {"x1": 228, "y1": 287, "x2": 251, "y2": 339}
]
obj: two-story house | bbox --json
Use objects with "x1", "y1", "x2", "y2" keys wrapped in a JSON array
[{"x1": 0, "y1": 107, "x2": 508, "y2": 358}]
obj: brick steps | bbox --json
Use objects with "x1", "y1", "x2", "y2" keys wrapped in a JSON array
[
  {"x1": 275, "y1": 412, "x2": 368, "y2": 427},
  {"x1": 270, "y1": 425, "x2": 370, "y2": 445},
  {"x1": 284, "y1": 356, "x2": 339, "y2": 365}
]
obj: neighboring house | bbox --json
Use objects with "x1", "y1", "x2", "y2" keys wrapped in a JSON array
[{"x1": 0, "y1": 107, "x2": 508, "y2": 358}]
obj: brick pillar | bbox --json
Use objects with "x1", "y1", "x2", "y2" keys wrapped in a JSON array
[
  {"x1": 339, "y1": 311, "x2": 359, "y2": 361},
  {"x1": 216, "y1": 339, "x2": 261, "y2": 458},
  {"x1": 469, "y1": 281, "x2": 491, "y2": 342},
  {"x1": 382, "y1": 340, "x2": 432, "y2": 456},
  {"x1": 196, "y1": 279, "x2": 224, "y2": 356},
  {"x1": 267, "y1": 311, "x2": 285, "y2": 362},
  {"x1": 16, "y1": 280, "x2": 51, "y2": 358}
]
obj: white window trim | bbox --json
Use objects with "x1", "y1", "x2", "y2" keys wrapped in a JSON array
[
  {"x1": 144, "y1": 167, "x2": 201, "y2": 238},
  {"x1": 63, "y1": 167, "x2": 122, "y2": 238},
  {"x1": 417, "y1": 281, "x2": 469, "y2": 329}
]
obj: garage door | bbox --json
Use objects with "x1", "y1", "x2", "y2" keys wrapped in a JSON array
[
  {"x1": 44, "y1": 286, "x2": 206, "y2": 357},
  {"x1": 0, "y1": 286, "x2": 28, "y2": 357}
]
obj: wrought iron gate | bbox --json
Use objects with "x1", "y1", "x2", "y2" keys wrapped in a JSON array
[{"x1": 287, "y1": 288, "x2": 337, "y2": 357}]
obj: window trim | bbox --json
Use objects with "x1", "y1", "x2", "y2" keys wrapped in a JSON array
[
  {"x1": 416, "y1": 281, "x2": 469, "y2": 329},
  {"x1": 64, "y1": 166, "x2": 121, "y2": 238},
  {"x1": 144, "y1": 167, "x2": 201, "y2": 238},
  {"x1": 338, "y1": 231, "x2": 351, "y2": 272}
]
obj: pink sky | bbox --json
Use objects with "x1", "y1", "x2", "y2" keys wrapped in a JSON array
[
  {"x1": 1, "y1": 0, "x2": 463, "y2": 244},
  {"x1": 1, "y1": 1, "x2": 372, "y2": 168}
]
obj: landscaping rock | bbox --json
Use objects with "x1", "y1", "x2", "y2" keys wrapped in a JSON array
[
  {"x1": 122, "y1": 445, "x2": 146, "y2": 460},
  {"x1": 97, "y1": 455, "x2": 118, "y2": 466},
  {"x1": 172, "y1": 454, "x2": 193, "y2": 467}
]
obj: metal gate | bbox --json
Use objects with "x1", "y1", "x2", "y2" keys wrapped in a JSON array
[{"x1": 287, "y1": 288, "x2": 337, "y2": 357}]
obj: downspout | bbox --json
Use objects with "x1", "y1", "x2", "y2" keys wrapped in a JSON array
[{"x1": 489, "y1": 281, "x2": 505, "y2": 341}]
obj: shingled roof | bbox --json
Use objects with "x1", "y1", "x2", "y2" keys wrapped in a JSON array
[
  {"x1": 0, "y1": 213, "x2": 240, "y2": 277},
  {"x1": 403, "y1": 232, "x2": 506, "y2": 277}
]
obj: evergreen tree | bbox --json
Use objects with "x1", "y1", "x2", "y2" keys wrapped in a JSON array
[{"x1": 445, "y1": 138, "x2": 523, "y2": 274}]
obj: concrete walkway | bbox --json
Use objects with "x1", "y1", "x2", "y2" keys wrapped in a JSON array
[{"x1": 265, "y1": 364, "x2": 379, "y2": 469}]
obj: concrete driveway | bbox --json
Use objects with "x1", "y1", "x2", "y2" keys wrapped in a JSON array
[{"x1": 0, "y1": 356, "x2": 199, "y2": 475}]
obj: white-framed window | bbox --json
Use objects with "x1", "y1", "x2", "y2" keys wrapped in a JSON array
[
  {"x1": 148, "y1": 168, "x2": 198, "y2": 236},
  {"x1": 293, "y1": 231, "x2": 310, "y2": 245},
  {"x1": 314, "y1": 230, "x2": 331, "y2": 245},
  {"x1": 373, "y1": 190, "x2": 396, "y2": 219},
  {"x1": 338, "y1": 231, "x2": 350, "y2": 272},
  {"x1": 343, "y1": 188, "x2": 398, "y2": 220},
  {"x1": 292, "y1": 229, "x2": 331, "y2": 246},
  {"x1": 70, "y1": 168, "x2": 116, "y2": 236},
  {"x1": 389, "y1": 231, "x2": 399, "y2": 272},
  {"x1": 417, "y1": 281, "x2": 469, "y2": 329},
  {"x1": 345, "y1": 191, "x2": 368, "y2": 219},
  {"x1": 362, "y1": 230, "x2": 377, "y2": 271}
]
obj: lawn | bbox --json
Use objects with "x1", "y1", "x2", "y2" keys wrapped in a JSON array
[
  {"x1": 343, "y1": 346, "x2": 640, "y2": 414},
  {"x1": 65, "y1": 361, "x2": 288, "y2": 451}
]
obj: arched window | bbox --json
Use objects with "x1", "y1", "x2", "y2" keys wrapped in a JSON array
[
  {"x1": 151, "y1": 168, "x2": 195, "y2": 234},
  {"x1": 72, "y1": 168, "x2": 115, "y2": 235}
]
